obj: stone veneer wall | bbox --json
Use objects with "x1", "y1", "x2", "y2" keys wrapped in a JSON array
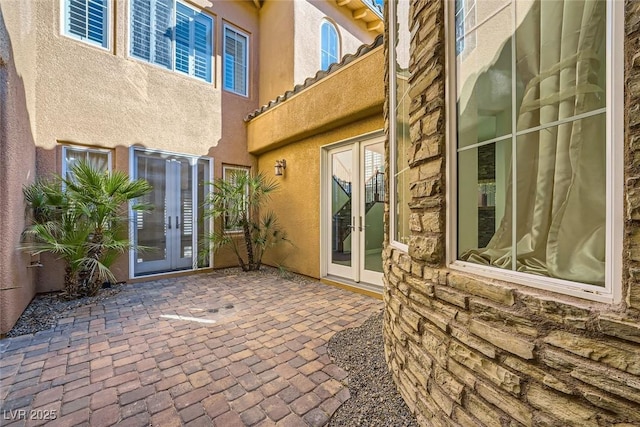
[{"x1": 382, "y1": 1, "x2": 640, "y2": 426}]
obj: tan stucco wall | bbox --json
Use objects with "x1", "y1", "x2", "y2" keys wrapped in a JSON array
[
  {"x1": 257, "y1": 1, "x2": 295, "y2": 105},
  {"x1": 292, "y1": 0, "x2": 376, "y2": 87},
  {"x1": 257, "y1": 116, "x2": 383, "y2": 278},
  {"x1": 248, "y1": 46, "x2": 384, "y2": 154},
  {"x1": 0, "y1": 0, "x2": 39, "y2": 335},
  {"x1": 1, "y1": 0, "x2": 260, "y2": 296},
  {"x1": 248, "y1": 44, "x2": 384, "y2": 278}
]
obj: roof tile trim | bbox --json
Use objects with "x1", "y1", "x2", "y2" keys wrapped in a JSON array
[{"x1": 245, "y1": 34, "x2": 384, "y2": 121}]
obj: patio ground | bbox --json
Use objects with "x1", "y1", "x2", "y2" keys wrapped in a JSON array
[{"x1": 0, "y1": 269, "x2": 382, "y2": 426}]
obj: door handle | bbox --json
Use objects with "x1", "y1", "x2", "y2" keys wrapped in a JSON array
[
  {"x1": 350, "y1": 216, "x2": 356, "y2": 231},
  {"x1": 168, "y1": 216, "x2": 172, "y2": 229},
  {"x1": 176, "y1": 216, "x2": 180, "y2": 230},
  {"x1": 360, "y1": 216, "x2": 369, "y2": 231}
]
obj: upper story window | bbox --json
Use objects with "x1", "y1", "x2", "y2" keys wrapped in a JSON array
[
  {"x1": 62, "y1": 0, "x2": 110, "y2": 49},
  {"x1": 129, "y1": 0, "x2": 213, "y2": 83},
  {"x1": 388, "y1": 0, "x2": 411, "y2": 250},
  {"x1": 320, "y1": 20, "x2": 340, "y2": 71},
  {"x1": 451, "y1": 0, "x2": 623, "y2": 301},
  {"x1": 62, "y1": 146, "x2": 111, "y2": 181},
  {"x1": 224, "y1": 25, "x2": 249, "y2": 97}
]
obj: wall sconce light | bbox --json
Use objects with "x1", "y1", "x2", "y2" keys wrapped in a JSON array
[{"x1": 274, "y1": 159, "x2": 286, "y2": 176}]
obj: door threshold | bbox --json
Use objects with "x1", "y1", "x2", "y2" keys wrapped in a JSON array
[{"x1": 321, "y1": 275, "x2": 383, "y2": 300}]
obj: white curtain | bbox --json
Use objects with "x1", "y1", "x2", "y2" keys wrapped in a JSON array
[{"x1": 461, "y1": 0, "x2": 607, "y2": 285}]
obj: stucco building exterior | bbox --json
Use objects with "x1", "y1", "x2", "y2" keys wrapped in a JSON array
[
  {"x1": 383, "y1": 0, "x2": 640, "y2": 425},
  {"x1": 0, "y1": 0, "x2": 382, "y2": 335}
]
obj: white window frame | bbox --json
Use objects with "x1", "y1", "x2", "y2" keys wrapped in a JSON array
[
  {"x1": 60, "y1": 0, "x2": 111, "y2": 50},
  {"x1": 222, "y1": 165, "x2": 250, "y2": 233},
  {"x1": 127, "y1": 0, "x2": 214, "y2": 83},
  {"x1": 223, "y1": 24, "x2": 250, "y2": 97},
  {"x1": 388, "y1": 0, "x2": 409, "y2": 253},
  {"x1": 320, "y1": 19, "x2": 340, "y2": 71},
  {"x1": 61, "y1": 145, "x2": 112, "y2": 186},
  {"x1": 445, "y1": 0, "x2": 624, "y2": 303}
]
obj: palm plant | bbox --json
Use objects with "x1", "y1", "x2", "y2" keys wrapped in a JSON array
[
  {"x1": 21, "y1": 161, "x2": 152, "y2": 298},
  {"x1": 204, "y1": 171, "x2": 289, "y2": 271}
]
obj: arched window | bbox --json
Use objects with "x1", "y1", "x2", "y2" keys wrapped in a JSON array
[{"x1": 320, "y1": 20, "x2": 339, "y2": 71}]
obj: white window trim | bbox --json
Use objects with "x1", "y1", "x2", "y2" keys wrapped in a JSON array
[
  {"x1": 61, "y1": 145, "x2": 112, "y2": 178},
  {"x1": 320, "y1": 19, "x2": 340, "y2": 71},
  {"x1": 223, "y1": 23, "x2": 250, "y2": 97},
  {"x1": 60, "y1": 0, "x2": 112, "y2": 50},
  {"x1": 388, "y1": 0, "x2": 409, "y2": 253},
  {"x1": 444, "y1": 0, "x2": 624, "y2": 303},
  {"x1": 222, "y1": 165, "x2": 250, "y2": 233},
  {"x1": 126, "y1": 0, "x2": 215, "y2": 84}
]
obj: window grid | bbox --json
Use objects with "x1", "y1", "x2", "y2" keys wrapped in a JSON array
[
  {"x1": 450, "y1": 0, "x2": 619, "y2": 298},
  {"x1": 320, "y1": 20, "x2": 339, "y2": 71},
  {"x1": 63, "y1": 0, "x2": 109, "y2": 48},
  {"x1": 129, "y1": 0, "x2": 213, "y2": 82},
  {"x1": 223, "y1": 26, "x2": 249, "y2": 96}
]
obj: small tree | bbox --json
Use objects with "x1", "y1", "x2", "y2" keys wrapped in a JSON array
[
  {"x1": 204, "y1": 171, "x2": 289, "y2": 271},
  {"x1": 21, "y1": 161, "x2": 152, "y2": 298}
]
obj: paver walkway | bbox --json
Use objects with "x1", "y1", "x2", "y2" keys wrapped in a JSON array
[{"x1": 0, "y1": 270, "x2": 382, "y2": 426}]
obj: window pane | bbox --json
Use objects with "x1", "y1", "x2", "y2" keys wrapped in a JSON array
[
  {"x1": 514, "y1": 0, "x2": 606, "y2": 131},
  {"x1": 393, "y1": 0, "x2": 411, "y2": 246},
  {"x1": 131, "y1": 0, "x2": 152, "y2": 60},
  {"x1": 223, "y1": 167, "x2": 249, "y2": 231},
  {"x1": 175, "y1": 4, "x2": 192, "y2": 75},
  {"x1": 64, "y1": 148, "x2": 110, "y2": 181},
  {"x1": 193, "y1": 15, "x2": 212, "y2": 82},
  {"x1": 457, "y1": 5, "x2": 513, "y2": 148},
  {"x1": 224, "y1": 28, "x2": 248, "y2": 95},
  {"x1": 458, "y1": 139, "x2": 512, "y2": 267},
  {"x1": 320, "y1": 22, "x2": 338, "y2": 71},
  {"x1": 515, "y1": 115, "x2": 605, "y2": 285},
  {"x1": 153, "y1": 0, "x2": 173, "y2": 69}
]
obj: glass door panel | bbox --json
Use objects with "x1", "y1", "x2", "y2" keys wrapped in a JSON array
[
  {"x1": 135, "y1": 154, "x2": 171, "y2": 273},
  {"x1": 329, "y1": 147, "x2": 356, "y2": 278},
  {"x1": 361, "y1": 141, "x2": 384, "y2": 282},
  {"x1": 133, "y1": 151, "x2": 211, "y2": 276}
]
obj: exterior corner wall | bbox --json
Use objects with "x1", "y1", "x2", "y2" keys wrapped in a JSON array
[
  {"x1": 382, "y1": 0, "x2": 640, "y2": 426},
  {"x1": 0, "y1": 0, "x2": 38, "y2": 334}
]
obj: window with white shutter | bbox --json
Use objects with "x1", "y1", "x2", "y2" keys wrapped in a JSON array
[
  {"x1": 129, "y1": 0, "x2": 213, "y2": 83},
  {"x1": 223, "y1": 25, "x2": 249, "y2": 97},
  {"x1": 63, "y1": 0, "x2": 109, "y2": 49}
]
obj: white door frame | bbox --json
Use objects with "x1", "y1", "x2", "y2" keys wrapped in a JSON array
[
  {"x1": 129, "y1": 147, "x2": 213, "y2": 278},
  {"x1": 320, "y1": 131, "x2": 384, "y2": 287}
]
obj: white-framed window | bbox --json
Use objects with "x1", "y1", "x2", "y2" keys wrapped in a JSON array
[
  {"x1": 129, "y1": 0, "x2": 213, "y2": 83},
  {"x1": 62, "y1": 145, "x2": 112, "y2": 181},
  {"x1": 222, "y1": 166, "x2": 250, "y2": 232},
  {"x1": 388, "y1": 0, "x2": 411, "y2": 251},
  {"x1": 224, "y1": 25, "x2": 249, "y2": 97},
  {"x1": 62, "y1": 0, "x2": 110, "y2": 49},
  {"x1": 320, "y1": 20, "x2": 340, "y2": 71},
  {"x1": 448, "y1": 0, "x2": 623, "y2": 302},
  {"x1": 454, "y1": 0, "x2": 476, "y2": 56}
]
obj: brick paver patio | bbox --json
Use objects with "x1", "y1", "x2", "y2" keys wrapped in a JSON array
[{"x1": 0, "y1": 270, "x2": 382, "y2": 426}]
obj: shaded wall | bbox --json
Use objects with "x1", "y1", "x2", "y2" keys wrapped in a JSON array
[
  {"x1": 3, "y1": 0, "x2": 260, "y2": 295},
  {"x1": 248, "y1": 46, "x2": 384, "y2": 278},
  {"x1": 0, "y1": 0, "x2": 38, "y2": 335},
  {"x1": 382, "y1": 1, "x2": 640, "y2": 426}
]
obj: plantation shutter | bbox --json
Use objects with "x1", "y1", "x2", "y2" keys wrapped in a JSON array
[
  {"x1": 130, "y1": 0, "x2": 172, "y2": 69},
  {"x1": 175, "y1": 4, "x2": 212, "y2": 82},
  {"x1": 66, "y1": 0, "x2": 108, "y2": 47},
  {"x1": 224, "y1": 28, "x2": 247, "y2": 95},
  {"x1": 193, "y1": 13, "x2": 212, "y2": 82}
]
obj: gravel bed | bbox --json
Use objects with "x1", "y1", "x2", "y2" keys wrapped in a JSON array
[
  {"x1": 4, "y1": 283, "x2": 124, "y2": 338},
  {"x1": 328, "y1": 311, "x2": 418, "y2": 427}
]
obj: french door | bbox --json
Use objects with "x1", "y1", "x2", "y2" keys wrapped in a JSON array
[
  {"x1": 325, "y1": 136, "x2": 385, "y2": 286},
  {"x1": 131, "y1": 149, "x2": 211, "y2": 276}
]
